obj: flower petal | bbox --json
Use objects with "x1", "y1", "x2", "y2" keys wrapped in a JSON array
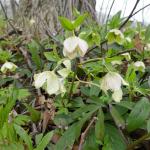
[
  {"x1": 57, "y1": 68, "x2": 70, "y2": 78},
  {"x1": 63, "y1": 37, "x2": 78, "y2": 53},
  {"x1": 77, "y1": 37, "x2": 88, "y2": 57},
  {"x1": 34, "y1": 72, "x2": 47, "y2": 88},
  {"x1": 46, "y1": 72, "x2": 59, "y2": 95},
  {"x1": 112, "y1": 89, "x2": 123, "y2": 102},
  {"x1": 63, "y1": 59, "x2": 71, "y2": 70}
]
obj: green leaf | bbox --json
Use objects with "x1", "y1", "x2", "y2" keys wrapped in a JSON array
[
  {"x1": 95, "y1": 108, "x2": 105, "y2": 142},
  {"x1": 58, "y1": 16, "x2": 74, "y2": 31},
  {"x1": 25, "y1": 104, "x2": 41, "y2": 122},
  {"x1": 17, "y1": 89, "x2": 30, "y2": 100},
  {"x1": 34, "y1": 131, "x2": 53, "y2": 150},
  {"x1": 73, "y1": 13, "x2": 88, "y2": 28},
  {"x1": 44, "y1": 52, "x2": 60, "y2": 62},
  {"x1": 83, "y1": 128, "x2": 99, "y2": 150},
  {"x1": 127, "y1": 98, "x2": 150, "y2": 132},
  {"x1": 35, "y1": 133, "x2": 43, "y2": 146},
  {"x1": 90, "y1": 80, "x2": 100, "y2": 97},
  {"x1": 116, "y1": 101, "x2": 134, "y2": 110},
  {"x1": 104, "y1": 124, "x2": 126, "y2": 150},
  {"x1": 14, "y1": 124, "x2": 33, "y2": 150},
  {"x1": 13, "y1": 115, "x2": 30, "y2": 126},
  {"x1": 108, "y1": 11, "x2": 122, "y2": 29},
  {"x1": 109, "y1": 105, "x2": 125, "y2": 129},
  {"x1": 55, "y1": 108, "x2": 99, "y2": 150}
]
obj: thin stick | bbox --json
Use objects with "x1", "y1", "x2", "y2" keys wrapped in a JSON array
[
  {"x1": 119, "y1": 0, "x2": 140, "y2": 29},
  {"x1": 131, "y1": 3, "x2": 150, "y2": 18},
  {"x1": 105, "y1": 0, "x2": 116, "y2": 31},
  {"x1": 78, "y1": 117, "x2": 97, "y2": 150}
]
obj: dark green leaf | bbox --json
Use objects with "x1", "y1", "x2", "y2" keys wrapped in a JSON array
[
  {"x1": 127, "y1": 98, "x2": 150, "y2": 132},
  {"x1": 110, "y1": 105, "x2": 125, "y2": 129},
  {"x1": 73, "y1": 13, "x2": 88, "y2": 28}
]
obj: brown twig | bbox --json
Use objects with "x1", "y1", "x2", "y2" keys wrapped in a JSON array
[
  {"x1": 128, "y1": 3, "x2": 150, "y2": 19},
  {"x1": 78, "y1": 117, "x2": 97, "y2": 150},
  {"x1": 119, "y1": 0, "x2": 140, "y2": 29},
  {"x1": 110, "y1": 48, "x2": 137, "y2": 57},
  {"x1": 105, "y1": 0, "x2": 116, "y2": 32}
]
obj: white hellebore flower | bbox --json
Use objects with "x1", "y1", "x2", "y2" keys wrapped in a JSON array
[
  {"x1": 34, "y1": 71, "x2": 66, "y2": 95},
  {"x1": 1, "y1": 61, "x2": 18, "y2": 73},
  {"x1": 63, "y1": 36, "x2": 88, "y2": 59},
  {"x1": 121, "y1": 53, "x2": 131, "y2": 61},
  {"x1": 100, "y1": 72, "x2": 128, "y2": 102},
  {"x1": 133, "y1": 61, "x2": 145, "y2": 72}
]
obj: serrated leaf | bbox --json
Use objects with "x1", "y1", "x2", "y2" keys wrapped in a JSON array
[
  {"x1": 34, "y1": 131, "x2": 53, "y2": 150},
  {"x1": 104, "y1": 124, "x2": 126, "y2": 150},
  {"x1": 127, "y1": 98, "x2": 150, "y2": 132}
]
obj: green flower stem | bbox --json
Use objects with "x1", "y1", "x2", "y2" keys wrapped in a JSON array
[
  {"x1": 76, "y1": 75, "x2": 100, "y2": 88},
  {"x1": 68, "y1": 59, "x2": 77, "y2": 99},
  {"x1": 79, "y1": 58, "x2": 102, "y2": 65}
]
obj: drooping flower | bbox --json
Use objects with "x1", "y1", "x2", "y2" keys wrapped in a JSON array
[
  {"x1": 100, "y1": 72, "x2": 128, "y2": 102},
  {"x1": 1, "y1": 61, "x2": 18, "y2": 73},
  {"x1": 34, "y1": 71, "x2": 66, "y2": 95},
  {"x1": 133, "y1": 61, "x2": 145, "y2": 72},
  {"x1": 63, "y1": 36, "x2": 88, "y2": 59},
  {"x1": 121, "y1": 53, "x2": 131, "y2": 61},
  {"x1": 106, "y1": 29, "x2": 124, "y2": 45}
]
